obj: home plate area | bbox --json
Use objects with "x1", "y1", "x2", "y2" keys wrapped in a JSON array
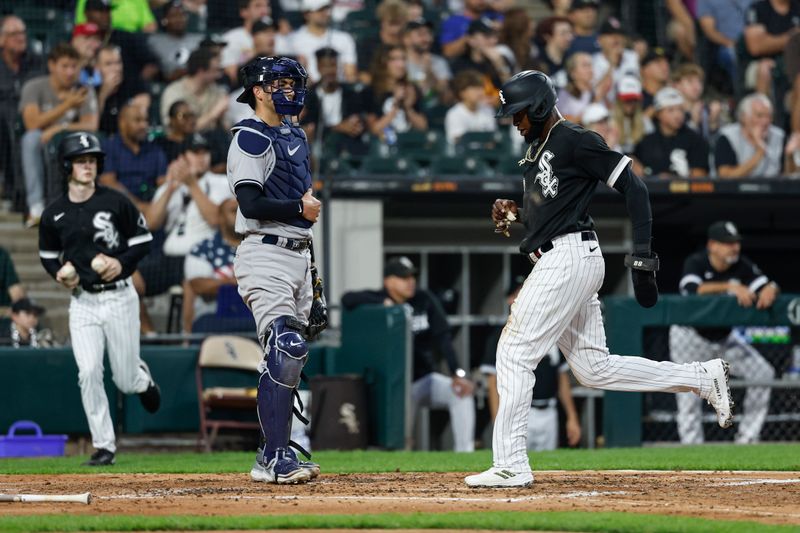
[{"x1": 1, "y1": 471, "x2": 798, "y2": 525}]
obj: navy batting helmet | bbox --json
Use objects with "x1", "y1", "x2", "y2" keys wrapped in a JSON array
[
  {"x1": 496, "y1": 70, "x2": 558, "y2": 122},
  {"x1": 236, "y1": 56, "x2": 308, "y2": 115},
  {"x1": 58, "y1": 131, "x2": 105, "y2": 178}
]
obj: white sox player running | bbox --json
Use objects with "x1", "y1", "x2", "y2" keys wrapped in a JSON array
[
  {"x1": 38, "y1": 132, "x2": 161, "y2": 467},
  {"x1": 465, "y1": 71, "x2": 734, "y2": 488}
]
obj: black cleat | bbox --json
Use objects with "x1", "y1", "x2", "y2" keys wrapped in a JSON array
[
  {"x1": 83, "y1": 449, "x2": 115, "y2": 466},
  {"x1": 138, "y1": 363, "x2": 161, "y2": 413}
]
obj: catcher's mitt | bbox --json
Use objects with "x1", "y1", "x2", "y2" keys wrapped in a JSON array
[{"x1": 306, "y1": 264, "x2": 328, "y2": 340}]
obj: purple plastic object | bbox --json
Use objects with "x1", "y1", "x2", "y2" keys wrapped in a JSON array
[{"x1": 0, "y1": 420, "x2": 67, "y2": 458}]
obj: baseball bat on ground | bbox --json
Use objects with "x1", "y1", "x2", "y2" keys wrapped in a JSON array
[{"x1": 0, "y1": 492, "x2": 91, "y2": 504}]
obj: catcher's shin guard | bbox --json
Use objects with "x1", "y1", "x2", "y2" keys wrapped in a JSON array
[{"x1": 257, "y1": 316, "x2": 309, "y2": 455}]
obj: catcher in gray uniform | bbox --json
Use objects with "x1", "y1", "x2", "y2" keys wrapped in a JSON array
[{"x1": 227, "y1": 56, "x2": 327, "y2": 484}]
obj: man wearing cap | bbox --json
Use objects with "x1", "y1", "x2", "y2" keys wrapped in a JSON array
[
  {"x1": 404, "y1": 18, "x2": 454, "y2": 107},
  {"x1": 288, "y1": 0, "x2": 357, "y2": 83},
  {"x1": 76, "y1": 0, "x2": 157, "y2": 33},
  {"x1": 670, "y1": 221, "x2": 778, "y2": 444},
  {"x1": 341, "y1": 257, "x2": 477, "y2": 452},
  {"x1": 612, "y1": 74, "x2": 648, "y2": 154},
  {"x1": 632, "y1": 87, "x2": 709, "y2": 178},
  {"x1": 71, "y1": 23, "x2": 103, "y2": 88},
  {"x1": 566, "y1": 0, "x2": 600, "y2": 55},
  {"x1": 639, "y1": 48, "x2": 670, "y2": 117},
  {"x1": 591, "y1": 17, "x2": 639, "y2": 100},
  {"x1": 147, "y1": 0, "x2": 204, "y2": 82},
  {"x1": 581, "y1": 103, "x2": 620, "y2": 151},
  {"x1": 450, "y1": 18, "x2": 513, "y2": 97},
  {"x1": 440, "y1": 0, "x2": 503, "y2": 59},
  {"x1": 1, "y1": 298, "x2": 54, "y2": 348}
]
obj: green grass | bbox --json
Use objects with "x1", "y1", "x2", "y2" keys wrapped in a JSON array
[
  {"x1": 1, "y1": 444, "x2": 799, "y2": 475},
  {"x1": 0, "y1": 511, "x2": 796, "y2": 532}
]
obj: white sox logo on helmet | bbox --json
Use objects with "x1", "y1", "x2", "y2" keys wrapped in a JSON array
[
  {"x1": 535, "y1": 150, "x2": 559, "y2": 198},
  {"x1": 79, "y1": 134, "x2": 90, "y2": 148}
]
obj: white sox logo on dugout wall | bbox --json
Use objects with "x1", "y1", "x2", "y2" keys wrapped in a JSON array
[
  {"x1": 93, "y1": 211, "x2": 120, "y2": 249},
  {"x1": 535, "y1": 150, "x2": 559, "y2": 198}
]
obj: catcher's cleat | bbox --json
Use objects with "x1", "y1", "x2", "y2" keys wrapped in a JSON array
[
  {"x1": 83, "y1": 448, "x2": 115, "y2": 466},
  {"x1": 251, "y1": 448, "x2": 313, "y2": 484},
  {"x1": 252, "y1": 446, "x2": 319, "y2": 480},
  {"x1": 465, "y1": 467, "x2": 533, "y2": 488},
  {"x1": 701, "y1": 358, "x2": 734, "y2": 428}
]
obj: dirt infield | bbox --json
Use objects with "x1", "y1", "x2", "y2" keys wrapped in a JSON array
[{"x1": 1, "y1": 471, "x2": 799, "y2": 525}]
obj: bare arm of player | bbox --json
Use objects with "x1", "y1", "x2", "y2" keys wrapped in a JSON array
[
  {"x1": 698, "y1": 281, "x2": 757, "y2": 307},
  {"x1": 756, "y1": 281, "x2": 779, "y2": 310},
  {"x1": 558, "y1": 371, "x2": 582, "y2": 447}
]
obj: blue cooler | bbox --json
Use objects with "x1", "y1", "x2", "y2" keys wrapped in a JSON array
[{"x1": 0, "y1": 421, "x2": 67, "y2": 457}]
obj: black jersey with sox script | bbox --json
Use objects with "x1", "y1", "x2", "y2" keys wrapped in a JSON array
[
  {"x1": 519, "y1": 121, "x2": 632, "y2": 253},
  {"x1": 38, "y1": 186, "x2": 153, "y2": 288}
]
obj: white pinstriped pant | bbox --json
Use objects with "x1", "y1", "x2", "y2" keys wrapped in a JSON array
[
  {"x1": 69, "y1": 280, "x2": 151, "y2": 453},
  {"x1": 493, "y1": 232, "x2": 715, "y2": 473}
]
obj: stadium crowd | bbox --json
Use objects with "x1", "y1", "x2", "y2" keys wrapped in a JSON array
[{"x1": 0, "y1": 0, "x2": 799, "y2": 336}]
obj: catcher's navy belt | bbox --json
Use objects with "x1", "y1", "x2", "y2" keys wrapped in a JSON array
[
  {"x1": 529, "y1": 231, "x2": 597, "y2": 265},
  {"x1": 262, "y1": 234, "x2": 311, "y2": 252}
]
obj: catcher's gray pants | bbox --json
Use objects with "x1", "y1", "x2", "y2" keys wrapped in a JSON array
[
  {"x1": 670, "y1": 325, "x2": 774, "y2": 444},
  {"x1": 69, "y1": 280, "x2": 152, "y2": 453},
  {"x1": 412, "y1": 372, "x2": 475, "y2": 452},
  {"x1": 234, "y1": 235, "x2": 312, "y2": 346}
]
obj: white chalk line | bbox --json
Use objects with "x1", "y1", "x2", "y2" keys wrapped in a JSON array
[{"x1": 715, "y1": 478, "x2": 800, "y2": 486}]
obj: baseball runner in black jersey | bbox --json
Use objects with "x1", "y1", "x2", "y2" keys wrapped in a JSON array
[
  {"x1": 670, "y1": 221, "x2": 777, "y2": 444},
  {"x1": 465, "y1": 71, "x2": 734, "y2": 488},
  {"x1": 38, "y1": 132, "x2": 161, "y2": 467}
]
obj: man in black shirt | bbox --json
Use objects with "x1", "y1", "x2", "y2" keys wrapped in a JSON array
[
  {"x1": 466, "y1": 70, "x2": 733, "y2": 488},
  {"x1": 743, "y1": 0, "x2": 800, "y2": 95},
  {"x1": 38, "y1": 132, "x2": 161, "y2": 467},
  {"x1": 669, "y1": 221, "x2": 777, "y2": 444},
  {"x1": 341, "y1": 257, "x2": 476, "y2": 452}
]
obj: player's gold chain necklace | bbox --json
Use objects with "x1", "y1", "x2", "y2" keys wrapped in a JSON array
[{"x1": 519, "y1": 118, "x2": 566, "y2": 166}]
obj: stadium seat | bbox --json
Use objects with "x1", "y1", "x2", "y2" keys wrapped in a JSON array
[
  {"x1": 13, "y1": 6, "x2": 70, "y2": 48},
  {"x1": 342, "y1": 9, "x2": 377, "y2": 33},
  {"x1": 195, "y1": 335, "x2": 262, "y2": 451},
  {"x1": 323, "y1": 157, "x2": 357, "y2": 177},
  {"x1": 360, "y1": 155, "x2": 421, "y2": 176},
  {"x1": 396, "y1": 130, "x2": 447, "y2": 165},
  {"x1": 425, "y1": 104, "x2": 450, "y2": 131},
  {"x1": 429, "y1": 156, "x2": 493, "y2": 177},
  {"x1": 457, "y1": 130, "x2": 511, "y2": 164}
]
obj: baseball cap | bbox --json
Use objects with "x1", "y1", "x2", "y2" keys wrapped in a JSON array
[
  {"x1": 11, "y1": 298, "x2": 45, "y2": 316},
  {"x1": 185, "y1": 132, "x2": 211, "y2": 151},
  {"x1": 641, "y1": 47, "x2": 669, "y2": 68},
  {"x1": 569, "y1": 0, "x2": 600, "y2": 11},
  {"x1": 404, "y1": 17, "x2": 433, "y2": 33},
  {"x1": 581, "y1": 103, "x2": 610, "y2": 125},
  {"x1": 301, "y1": 0, "x2": 331, "y2": 11},
  {"x1": 85, "y1": 0, "x2": 112, "y2": 11},
  {"x1": 199, "y1": 34, "x2": 228, "y2": 48},
  {"x1": 708, "y1": 221, "x2": 742, "y2": 243},
  {"x1": 467, "y1": 17, "x2": 497, "y2": 35},
  {"x1": 654, "y1": 87, "x2": 684, "y2": 111},
  {"x1": 252, "y1": 18, "x2": 277, "y2": 34},
  {"x1": 617, "y1": 75, "x2": 642, "y2": 101},
  {"x1": 384, "y1": 256, "x2": 417, "y2": 278},
  {"x1": 72, "y1": 22, "x2": 101, "y2": 39},
  {"x1": 598, "y1": 17, "x2": 625, "y2": 36}
]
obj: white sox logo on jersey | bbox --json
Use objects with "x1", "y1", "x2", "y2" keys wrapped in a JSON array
[
  {"x1": 535, "y1": 151, "x2": 559, "y2": 198},
  {"x1": 93, "y1": 211, "x2": 120, "y2": 249}
]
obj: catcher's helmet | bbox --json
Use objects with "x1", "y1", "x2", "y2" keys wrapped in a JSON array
[
  {"x1": 496, "y1": 70, "x2": 558, "y2": 122},
  {"x1": 236, "y1": 56, "x2": 308, "y2": 115},
  {"x1": 58, "y1": 131, "x2": 105, "y2": 178}
]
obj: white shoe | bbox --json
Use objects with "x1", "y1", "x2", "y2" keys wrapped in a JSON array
[
  {"x1": 701, "y1": 359, "x2": 734, "y2": 428},
  {"x1": 464, "y1": 467, "x2": 533, "y2": 488}
]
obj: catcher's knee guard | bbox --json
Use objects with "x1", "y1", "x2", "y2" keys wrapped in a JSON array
[{"x1": 257, "y1": 316, "x2": 309, "y2": 455}]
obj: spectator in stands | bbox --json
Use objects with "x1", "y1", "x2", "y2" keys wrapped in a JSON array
[
  {"x1": 743, "y1": 0, "x2": 800, "y2": 97},
  {"x1": 1, "y1": 298, "x2": 54, "y2": 348},
  {"x1": 404, "y1": 18, "x2": 454, "y2": 108},
  {"x1": 592, "y1": 17, "x2": 639, "y2": 103},
  {"x1": 533, "y1": 16, "x2": 573, "y2": 83},
  {"x1": 640, "y1": 48, "x2": 671, "y2": 117},
  {"x1": 148, "y1": 0, "x2": 204, "y2": 82},
  {"x1": 225, "y1": 19, "x2": 279, "y2": 127},
  {"x1": 545, "y1": 0, "x2": 572, "y2": 16},
  {"x1": 567, "y1": 0, "x2": 600, "y2": 55},
  {"x1": 670, "y1": 221, "x2": 777, "y2": 444},
  {"x1": 696, "y1": 0, "x2": 753, "y2": 94},
  {"x1": 612, "y1": 74, "x2": 649, "y2": 155},
  {"x1": 0, "y1": 245, "x2": 24, "y2": 317},
  {"x1": 84, "y1": 0, "x2": 160, "y2": 81},
  {"x1": 444, "y1": 69, "x2": 497, "y2": 146},
  {"x1": 633, "y1": 87, "x2": 709, "y2": 178},
  {"x1": 356, "y1": 0, "x2": 408, "y2": 84},
  {"x1": 156, "y1": 100, "x2": 197, "y2": 163},
  {"x1": 715, "y1": 93, "x2": 792, "y2": 178},
  {"x1": 557, "y1": 52, "x2": 608, "y2": 123},
  {"x1": 497, "y1": 8, "x2": 535, "y2": 73},
  {"x1": 787, "y1": 33, "x2": 800, "y2": 136},
  {"x1": 440, "y1": 0, "x2": 503, "y2": 59},
  {"x1": 581, "y1": 102, "x2": 621, "y2": 151},
  {"x1": 96, "y1": 45, "x2": 151, "y2": 136},
  {"x1": 137, "y1": 132, "x2": 232, "y2": 333},
  {"x1": 19, "y1": 44, "x2": 98, "y2": 227},
  {"x1": 100, "y1": 103, "x2": 167, "y2": 207},
  {"x1": 364, "y1": 45, "x2": 428, "y2": 141},
  {"x1": 665, "y1": 0, "x2": 697, "y2": 61},
  {"x1": 301, "y1": 47, "x2": 369, "y2": 156},
  {"x1": 185, "y1": 198, "x2": 253, "y2": 333},
  {"x1": 289, "y1": 0, "x2": 358, "y2": 83},
  {"x1": 71, "y1": 23, "x2": 103, "y2": 89},
  {"x1": 220, "y1": 0, "x2": 273, "y2": 85},
  {"x1": 671, "y1": 63, "x2": 723, "y2": 139},
  {"x1": 0, "y1": 15, "x2": 44, "y2": 205},
  {"x1": 76, "y1": 0, "x2": 158, "y2": 33},
  {"x1": 161, "y1": 48, "x2": 228, "y2": 131},
  {"x1": 450, "y1": 18, "x2": 513, "y2": 103},
  {"x1": 342, "y1": 257, "x2": 476, "y2": 452}
]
